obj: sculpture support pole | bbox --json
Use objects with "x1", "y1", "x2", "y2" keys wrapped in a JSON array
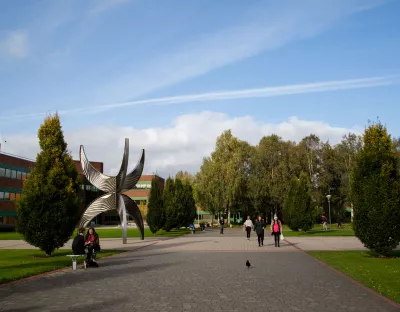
[{"x1": 121, "y1": 197, "x2": 128, "y2": 244}]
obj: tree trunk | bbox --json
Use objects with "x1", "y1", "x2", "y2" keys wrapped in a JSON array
[{"x1": 227, "y1": 204, "x2": 231, "y2": 226}]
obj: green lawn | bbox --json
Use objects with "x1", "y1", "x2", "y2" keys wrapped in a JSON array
[
  {"x1": 0, "y1": 249, "x2": 123, "y2": 285},
  {"x1": 0, "y1": 228, "x2": 190, "y2": 240},
  {"x1": 307, "y1": 250, "x2": 400, "y2": 304},
  {"x1": 283, "y1": 225, "x2": 354, "y2": 237}
]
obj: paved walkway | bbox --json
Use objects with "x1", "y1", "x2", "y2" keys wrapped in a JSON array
[{"x1": 0, "y1": 229, "x2": 399, "y2": 311}]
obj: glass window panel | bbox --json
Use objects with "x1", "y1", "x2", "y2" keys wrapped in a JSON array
[
  {"x1": 17, "y1": 171, "x2": 22, "y2": 179},
  {"x1": 0, "y1": 192, "x2": 3, "y2": 199},
  {"x1": 0, "y1": 216, "x2": 3, "y2": 224},
  {"x1": 11, "y1": 170, "x2": 17, "y2": 179},
  {"x1": 0, "y1": 167, "x2": 5, "y2": 177},
  {"x1": 22, "y1": 172, "x2": 27, "y2": 180},
  {"x1": 4, "y1": 192, "x2": 9, "y2": 200},
  {"x1": 5, "y1": 169, "x2": 11, "y2": 178},
  {"x1": 16, "y1": 193, "x2": 21, "y2": 200},
  {"x1": 10, "y1": 193, "x2": 16, "y2": 200}
]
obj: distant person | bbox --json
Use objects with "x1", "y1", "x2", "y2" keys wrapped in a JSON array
[
  {"x1": 243, "y1": 216, "x2": 254, "y2": 240},
  {"x1": 337, "y1": 217, "x2": 343, "y2": 229},
  {"x1": 254, "y1": 216, "x2": 265, "y2": 247},
  {"x1": 322, "y1": 215, "x2": 327, "y2": 231},
  {"x1": 271, "y1": 216, "x2": 282, "y2": 247},
  {"x1": 219, "y1": 217, "x2": 224, "y2": 234}
]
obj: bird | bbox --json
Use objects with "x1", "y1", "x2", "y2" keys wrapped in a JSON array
[{"x1": 246, "y1": 260, "x2": 251, "y2": 269}]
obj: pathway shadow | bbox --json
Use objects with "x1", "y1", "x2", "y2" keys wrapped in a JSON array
[
  {"x1": 1, "y1": 307, "x2": 43, "y2": 312},
  {"x1": 138, "y1": 240, "x2": 207, "y2": 252},
  {"x1": 0, "y1": 260, "x2": 181, "y2": 299}
]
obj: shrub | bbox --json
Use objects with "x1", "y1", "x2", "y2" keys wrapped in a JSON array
[
  {"x1": 351, "y1": 122, "x2": 400, "y2": 255},
  {"x1": 16, "y1": 113, "x2": 81, "y2": 256}
]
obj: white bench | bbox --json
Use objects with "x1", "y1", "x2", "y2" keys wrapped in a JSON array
[{"x1": 66, "y1": 255, "x2": 86, "y2": 271}]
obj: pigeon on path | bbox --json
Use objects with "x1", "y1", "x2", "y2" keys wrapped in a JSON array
[{"x1": 246, "y1": 260, "x2": 251, "y2": 269}]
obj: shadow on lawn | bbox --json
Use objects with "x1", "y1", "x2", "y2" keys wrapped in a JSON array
[{"x1": 364, "y1": 250, "x2": 400, "y2": 259}]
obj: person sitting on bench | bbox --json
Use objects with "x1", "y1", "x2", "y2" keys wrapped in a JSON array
[
  {"x1": 85, "y1": 227, "x2": 100, "y2": 263},
  {"x1": 72, "y1": 227, "x2": 86, "y2": 255}
]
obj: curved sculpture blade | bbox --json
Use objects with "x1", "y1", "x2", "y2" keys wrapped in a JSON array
[
  {"x1": 116, "y1": 138, "x2": 129, "y2": 193},
  {"x1": 80, "y1": 145, "x2": 116, "y2": 193},
  {"x1": 120, "y1": 194, "x2": 144, "y2": 240},
  {"x1": 120, "y1": 149, "x2": 145, "y2": 192},
  {"x1": 79, "y1": 193, "x2": 117, "y2": 227}
]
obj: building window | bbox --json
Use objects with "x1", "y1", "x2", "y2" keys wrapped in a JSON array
[
  {"x1": 0, "y1": 216, "x2": 3, "y2": 224},
  {"x1": 0, "y1": 192, "x2": 3, "y2": 199},
  {"x1": 3, "y1": 192, "x2": 9, "y2": 200},
  {"x1": 5, "y1": 169, "x2": 11, "y2": 178},
  {"x1": 17, "y1": 171, "x2": 22, "y2": 180},
  {"x1": 0, "y1": 167, "x2": 5, "y2": 177},
  {"x1": 22, "y1": 172, "x2": 27, "y2": 180}
]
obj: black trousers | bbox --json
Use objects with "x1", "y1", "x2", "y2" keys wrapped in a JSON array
[
  {"x1": 86, "y1": 244, "x2": 99, "y2": 261},
  {"x1": 257, "y1": 232, "x2": 264, "y2": 246},
  {"x1": 273, "y1": 232, "x2": 280, "y2": 246},
  {"x1": 246, "y1": 226, "x2": 252, "y2": 238},
  {"x1": 220, "y1": 225, "x2": 224, "y2": 234}
]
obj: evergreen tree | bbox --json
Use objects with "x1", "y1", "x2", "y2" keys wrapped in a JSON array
[
  {"x1": 16, "y1": 114, "x2": 81, "y2": 256},
  {"x1": 181, "y1": 182, "x2": 197, "y2": 226},
  {"x1": 351, "y1": 122, "x2": 400, "y2": 255},
  {"x1": 174, "y1": 178, "x2": 186, "y2": 229},
  {"x1": 163, "y1": 177, "x2": 177, "y2": 231},
  {"x1": 146, "y1": 176, "x2": 165, "y2": 234},
  {"x1": 283, "y1": 172, "x2": 315, "y2": 232}
]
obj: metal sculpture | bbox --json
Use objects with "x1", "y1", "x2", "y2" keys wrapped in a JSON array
[{"x1": 78, "y1": 138, "x2": 145, "y2": 243}]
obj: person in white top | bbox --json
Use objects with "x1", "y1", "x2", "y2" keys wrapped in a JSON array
[{"x1": 243, "y1": 216, "x2": 254, "y2": 240}]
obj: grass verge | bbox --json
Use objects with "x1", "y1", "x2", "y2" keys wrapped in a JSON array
[
  {"x1": 0, "y1": 249, "x2": 123, "y2": 285},
  {"x1": 0, "y1": 228, "x2": 190, "y2": 240},
  {"x1": 307, "y1": 250, "x2": 400, "y2": 304},
  {"x1": 283, "y1": 226, "x2": 354, "y2": 237}
]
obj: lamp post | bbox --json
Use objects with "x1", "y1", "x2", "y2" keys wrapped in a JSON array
[{"x1": 326, "y1": 194, "x2": 332, "y2": 231}]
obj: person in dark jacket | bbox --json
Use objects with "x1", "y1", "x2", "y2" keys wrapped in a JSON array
[
  {"x1": 219, "y1": 217, "x2": 224, "y2": 234},
  {"x1": 254, "y1": 216, "x2": 265, "y2": 247},
  {"x1": 72, "y1": 227, "x2": 86, "y2": 255}
]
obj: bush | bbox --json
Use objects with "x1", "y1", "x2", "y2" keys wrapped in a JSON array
[
  {"x1": 351, "y1": 122, "x2": 400, "y2": 255},
  {"x1": 146, "y1": 176, "x2": 165, "y2": 234},
  {"x1": 16, "y1": 114, "x2": 81, "y2": 256},
  {"x1": 283, "y1": 172, "x2": 316, "y2": 232}
]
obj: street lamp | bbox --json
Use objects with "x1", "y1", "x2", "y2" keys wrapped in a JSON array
[{"x1": 326, "y1": 194, "x2": 332, "y2": 231}]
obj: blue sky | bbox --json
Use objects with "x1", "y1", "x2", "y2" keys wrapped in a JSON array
[{"x1": 0, "y1": 0, "x2": 399, "y2": 174}]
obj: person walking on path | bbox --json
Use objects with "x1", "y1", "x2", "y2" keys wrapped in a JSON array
[
  {"x1": 243, "y1": 216, "x2": 254, "y2": 240},
  {"x1": 322, "y1": 215, "x2": 327, "y2": 231},
  {"x1": 254, "y1": 216, "x2": 265, "y2": 247},
  {"x1": 271, "y1": 215, "x2": 282, "y2": 247},
  {"x1": 219, "y1": 217, "x2": 224, "y2": 234}
]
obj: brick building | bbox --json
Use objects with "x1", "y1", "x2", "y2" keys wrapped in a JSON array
[
  {"x1": 0, "y1": 151, "x2": 164, "y2": 228},
  {"x1": 0, "y1": 152, "x2": 34, "y2": 229}
]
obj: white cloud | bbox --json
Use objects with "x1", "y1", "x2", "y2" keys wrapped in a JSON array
[
  {"x1": 0, "y1": 30, "x2": 29, "y2": 59},
  {"x1": 1, "y1": 75, "x2": 397, "y2": 122},
  {"x1": 1, "y1": 112, "x2": 360, "y2": 178}
]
